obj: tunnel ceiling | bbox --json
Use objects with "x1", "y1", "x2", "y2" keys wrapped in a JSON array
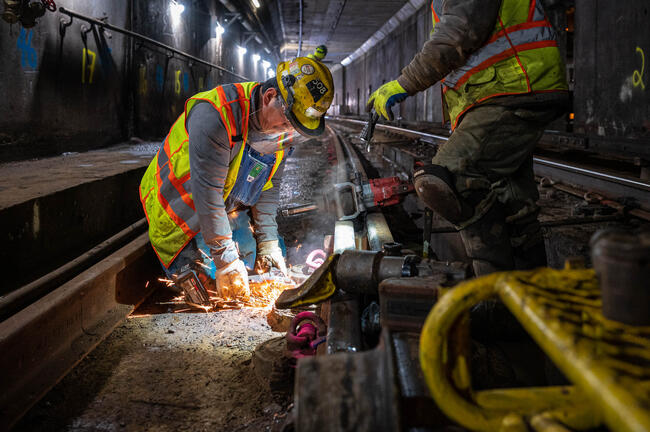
[{"x1": 265, "y1": 0, "x2": 409, "y2": 64}]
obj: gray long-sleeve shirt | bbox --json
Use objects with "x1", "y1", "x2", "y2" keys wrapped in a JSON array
[
  {"x1": 186, "y1": 86, "x2": 286, "y2": 266},
  {"x1": 397, "y1": 0, "x2": 501, "y2": 94}
]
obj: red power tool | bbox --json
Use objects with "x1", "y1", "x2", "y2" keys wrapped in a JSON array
[{"x1": 365, "y1": 176, "x2": 414, "y2": 208}]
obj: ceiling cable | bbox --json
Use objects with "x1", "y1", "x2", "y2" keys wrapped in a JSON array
[{"x1": 297, "y1": 0, "x2": 303, "y2": 57}]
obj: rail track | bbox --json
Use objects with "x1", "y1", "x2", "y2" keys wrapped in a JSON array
[
  {"x1": 329, "y1": 117, "x2": 650, "y2": 219},
  {"x1": 1, "y1": 119, "x2": 648, "y2": 431}
]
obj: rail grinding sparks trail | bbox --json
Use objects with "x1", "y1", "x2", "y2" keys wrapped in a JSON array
[{"x1": 157, "y1": 273, "x2": 297, "y2": 313}]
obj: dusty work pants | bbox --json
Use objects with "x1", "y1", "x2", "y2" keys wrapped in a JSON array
[
  {"x1": 162, "y1": 209, "x2": 286, "y2": 281},
  {"x1": 432, "y1": 103, "x2": 563, "y2": 275}
]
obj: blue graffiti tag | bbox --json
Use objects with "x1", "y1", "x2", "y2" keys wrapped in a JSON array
[
  {"x1": 155, "y1": 65, "x2": 164, "y2": 92},
  {"x1": 183, "y1": 72, "x2": 189, "y2": 92},
  {"x1": 16, "y1": 28, "x2": 37, "y2": 69}
]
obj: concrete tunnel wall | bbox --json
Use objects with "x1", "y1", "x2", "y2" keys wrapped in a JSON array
[
  {"x1": 0, "y1": 0, "x2": 275, "y2": 293},
  {"x1": 0, "y1": 0, "x2": 272, "y2": 162},
  {"x1": 331, "y1": 2, "x2": 443, "y2": 124},
  {"x1": 332, "y1": 0, "x2": 650, "y2": 148}
]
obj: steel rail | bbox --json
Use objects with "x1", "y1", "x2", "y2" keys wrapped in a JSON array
[
  {"x1": 328, "y1": 117, "x2": 650, "y2": 210},
  {"x1": 0, "y1": 218, "x2": 148, "y2": 322},
  {"x1": 58, "y1": 7, "x2": 249, "y2": 81},
  {"x1": 0, "y1": 234, "x2": 157, "y2": 431},
  {"x1": 324, "y1": 127, "x2": 396, "y2": 355},
  {"x1": 534, "y1": 157, "x2": 650, "y2": 192},
  {"x1": 328, "y1": 116, "x2": 449, "y2": 141}
]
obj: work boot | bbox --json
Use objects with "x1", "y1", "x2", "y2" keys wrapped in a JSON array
[{"x1": 459, "y1": 204, "x2": 515, "y2": 276}]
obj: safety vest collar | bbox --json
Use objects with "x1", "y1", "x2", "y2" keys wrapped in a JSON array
[{"x1": 184, "y1": 82, "x2": 260, "y2": 149}]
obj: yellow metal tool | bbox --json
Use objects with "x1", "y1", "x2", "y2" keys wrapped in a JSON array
[
  {"x1": 275, "y1": 254, "x2": 338, "y2": 309},
  {"x1": 420, "y1": 266, "x2": 650, "y2": 432}
]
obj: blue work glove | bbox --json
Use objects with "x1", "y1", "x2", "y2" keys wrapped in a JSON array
[{"x1": 366, "y1": 80, "x2": 409, "y2": 121}]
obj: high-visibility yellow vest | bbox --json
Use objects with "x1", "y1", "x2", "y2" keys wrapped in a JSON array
[
  {"x1": 139, "y1": 82, "x2": 288, "y2": 267},
  {"x1": 431, "y1": 0, "x2": 568, "y2": 129}
]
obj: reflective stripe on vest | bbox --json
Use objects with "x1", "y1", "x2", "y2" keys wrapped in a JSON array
[
  {"x1": 262, "y1": 132, "x2": 293, "y2": 191},
  {"x1": 442, "y1": 23, "x2": 557, "y2": 89},
  {"x1": 139, "y1": 82, "x2": 287, "y2": 267},
  {"x1": 431, "y1": 0, "x2": 568, "y2": 129}
]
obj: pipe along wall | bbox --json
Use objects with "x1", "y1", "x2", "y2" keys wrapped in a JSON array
[{"x1": 0, "y1": 0, "x2": 273, "y2": 162}]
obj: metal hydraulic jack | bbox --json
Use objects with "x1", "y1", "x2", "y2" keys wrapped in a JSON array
[{"x1": 275, "y1": 247, "x2": 468, "y2": 431}]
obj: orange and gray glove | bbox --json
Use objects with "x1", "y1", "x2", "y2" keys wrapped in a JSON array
[
  {"x1": 215, "y1": 258, "x2": 250, "y2": 300},
  {"x1": 213, "y1": 239, "x2": 250, "y2": 300},
  {"x1": 366, "y1": 80, "x2": 409, "y2": 121},
  {"x1": 255, "y1": 240, "x2": 288, "y2": 277}
]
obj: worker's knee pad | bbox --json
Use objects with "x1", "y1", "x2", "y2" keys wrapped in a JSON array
[{"x1": 413, "y1": 164, "x2": 473, "y2": 224}]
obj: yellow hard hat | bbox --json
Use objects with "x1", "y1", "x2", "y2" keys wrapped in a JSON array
[{"x1": 276, "y1": 57, "x2": 334, "y2": 137}]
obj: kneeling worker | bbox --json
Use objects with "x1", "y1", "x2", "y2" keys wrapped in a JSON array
[{"x1": 140, "y1": 57, "x2": 334, "y2": 299}]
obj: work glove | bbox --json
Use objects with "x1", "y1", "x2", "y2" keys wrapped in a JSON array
[
  {"x1": 366, "y1": 80, "x2": 409, "y2": 121},
  {"x1": 255, "y1": 240, "x2": 288, "y2": 277},
  {"x1": 215, "y1": 259, "x2": 250, "y2": 300}
]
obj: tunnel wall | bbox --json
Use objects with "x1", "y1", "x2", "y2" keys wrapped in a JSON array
[
  {"x1": 0, "y1": 0, "x2": 271, "y2": 162},
  {"x1": 332, "y1": 2, "x2": 443, "y2": 124},
  {"x1": 574, "y1": 0, "x2": 650, "y2": 141},
  {"x1": 334, "y1": 1, "x2": 650, "y2": 151}
]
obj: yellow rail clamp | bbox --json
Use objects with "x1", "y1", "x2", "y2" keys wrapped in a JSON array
[
  {"x1": 420, "y1": 267, "x2": 650, "y2": 432},
  {"x1": 275, "y1": 254, "x2": 339, "y2": 309}
]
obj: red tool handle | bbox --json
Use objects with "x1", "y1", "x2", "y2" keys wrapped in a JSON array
[{"x1": 41, "y1": 0, "x2": 57, "y2": 12}]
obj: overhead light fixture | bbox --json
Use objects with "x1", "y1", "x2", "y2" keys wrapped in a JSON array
[
  {"x1": 252, "y1": 53, "x2": 261, "y2": 62},
  {"x1": 261, "y1": 60, "x2": 270, "y2": 70},
  {"x1": 215, "y1": 23, "x2": 225, "y2": 37},
  {"x1": 252, "y1": 0, "x2": 260, "y2": 8},
  {"x1": 267, "y1": 68, "x2": 275, "y2": 79},
  {"x1": 238, "y1": 46, "x2": 247, "y2": 57},
  {"x1": 169, "y1": 1, "x2": 185, "y2": 26}
]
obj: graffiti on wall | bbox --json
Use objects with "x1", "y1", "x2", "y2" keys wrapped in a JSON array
[
  {"x1": 139, "y1": 65, "x2": 147, "y2": 95},
  {"x1": 632, "y1": 47, "x2": 646, "y2": 91},
  {"x1": 16, "y1": 28, "x2": 37, "y2": 70},
  {"x1": 173, "y1": 70, "x2": 190, "y2": 95},
  {"x1": 620, "y1": 46, "x2": 647, "y2": 102},
  {"x1": 174, "y1": 70, "x2": 181, "y2": 94},
  {"x1": 156, "y1": 65, "x2": 164, "y2": 92},
  {"x1": 82, "y1": 48, "x2": 97, "y2": 84}
]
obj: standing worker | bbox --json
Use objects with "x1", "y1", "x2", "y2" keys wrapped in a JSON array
[
  {"x1": 140, "y1": 57, "x2": 334, "y2": 299},
  {"x1": 367, "y1": 0, "x2": 568, "y2": 276}
]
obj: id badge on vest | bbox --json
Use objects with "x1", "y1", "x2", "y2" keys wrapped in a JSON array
[{"x1": 227, "y1": 145, "x2": 276, "y2": 208}]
